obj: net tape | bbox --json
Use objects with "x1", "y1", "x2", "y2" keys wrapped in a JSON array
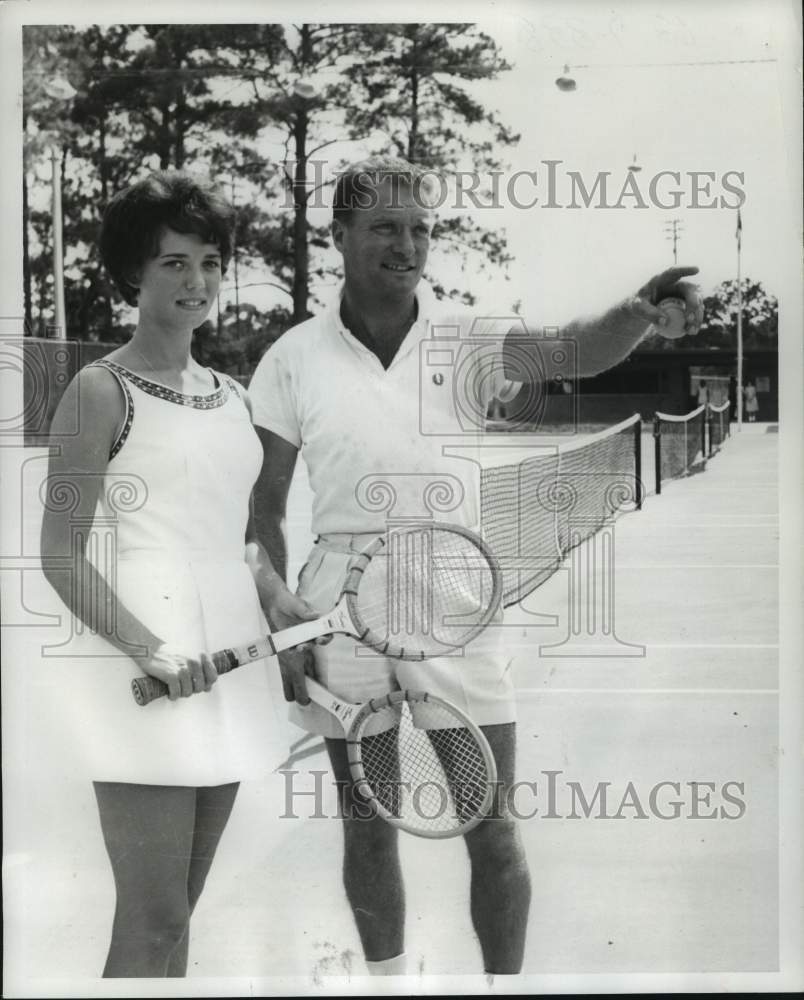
[
  {"x1": 708, "y1": 401, "x2": 730, "y2": 455},
  {"x1": 655, "y1": 404, "x2": 706, "y2": 484}
]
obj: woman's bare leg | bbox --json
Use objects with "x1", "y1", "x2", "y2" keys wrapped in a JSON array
[
  {"x1": 94, "y1": 782, "x2": 196, "y2": 977},
  {"x1": 166, "y1": 782, "x2": 239, "y2": 977}
]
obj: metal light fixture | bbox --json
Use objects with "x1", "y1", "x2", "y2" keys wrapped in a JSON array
[
  {"x1": 627, "y1": 153, "x2": 642, "y2": 173},
  {"x1": 555, "y1": 65, "x2": 577, "y2": 92},
  {"x1": 292, "y1": 79, "x2": 316, "y2": 100},
  {"x1": 43, "y1": 76, "x2": 77, "y2": 101}
]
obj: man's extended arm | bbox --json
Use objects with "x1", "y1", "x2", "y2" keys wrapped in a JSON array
[{"x1": 504, "y1": 265, "x2": 705, "y2": 384}]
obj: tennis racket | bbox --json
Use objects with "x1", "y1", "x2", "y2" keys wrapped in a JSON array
[
  {"x1": 302, "y1": 676, "x2": 498, "y2": 838},
  {"x1": 131, "y1": 522, "x2": 502, "y2": 706}
]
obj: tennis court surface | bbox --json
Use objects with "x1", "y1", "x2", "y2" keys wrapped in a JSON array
[{"x1": 2, "y1": 422, "x2": 779, "y2": 989}]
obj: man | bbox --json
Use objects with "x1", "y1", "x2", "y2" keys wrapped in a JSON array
[{"x1": 249, "y1": 156, "x2": 703, "y2": 976}]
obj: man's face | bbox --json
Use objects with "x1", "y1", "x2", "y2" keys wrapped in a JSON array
[{"x1": 332, "y1": 176, "x2": 435, "y2": 301}]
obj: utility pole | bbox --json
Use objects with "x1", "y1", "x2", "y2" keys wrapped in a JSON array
[{"x1": 663, "y1": 219, "x2": 683, "y2": 264}]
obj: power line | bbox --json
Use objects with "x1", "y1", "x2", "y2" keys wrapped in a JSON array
[{"x1": 571, "y1": 58, "x2": 777, "y2": 69}]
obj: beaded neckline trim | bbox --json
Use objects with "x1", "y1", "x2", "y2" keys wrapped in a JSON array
[{"x1": 95, "y1": 359, "x2": 228, "y2": 409}]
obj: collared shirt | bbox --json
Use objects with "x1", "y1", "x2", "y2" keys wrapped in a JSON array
[{"x1": 249, "y1": 283, "x2": 513, "y2": 535}]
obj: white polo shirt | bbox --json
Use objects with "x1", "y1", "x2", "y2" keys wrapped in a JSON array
[{"x1": 249, "y1": 284, "x2": 514, "y2": 536}]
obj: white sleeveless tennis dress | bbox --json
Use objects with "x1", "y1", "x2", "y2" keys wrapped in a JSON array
[{"x1": 42, "y1": 360, "x2": 286, "y2": 786}]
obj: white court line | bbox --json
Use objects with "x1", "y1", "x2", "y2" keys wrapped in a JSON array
[
  {"x1": 645, "y1": 518, "x2": 778, "y2": 522},
  {"x1": 518, "y1": 688, "x2": 779, "y2": 695},
  {"x1": 509, "y1": 640, "x2": 780, "y2": 650},
  {"x1": 639, "y1": 525, "x2": 778, "y2": 530},
  {"x1": 677, "y1": 485, "x2": 777, "y2": 491},
  {"x1": 642, "y1": 643, "x2": 778, "y2": 648},
  {"x1": 631, "y1": 513, "x2": 778, "y2": 518},
  {"x1": 616, "y1": 564, "x2": 779, "y2": 569}
]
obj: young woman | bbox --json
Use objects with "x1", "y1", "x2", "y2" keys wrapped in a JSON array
[
  {"x1": 40, "y1": 171, "x2": 316, "y2": 977},
  {"x1": 744, "y1": 379, "x2": 759, "y2": 422}
]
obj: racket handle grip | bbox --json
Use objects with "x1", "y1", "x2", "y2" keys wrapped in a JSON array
[{"x1": 131, "y1": 650, "x2": 238, "y2": 706}]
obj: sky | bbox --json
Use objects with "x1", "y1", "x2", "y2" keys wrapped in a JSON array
[
  {"x1": 471, "y1": 1, "x2": 797, "y2": 321},
  {"x1": 237, "y1": 0, "x2": 800, "y2": 324}
]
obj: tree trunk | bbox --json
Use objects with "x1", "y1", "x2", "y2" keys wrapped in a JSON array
[
  {"x1": 36, "y1": 272, "x2": 46, "y2": 338},
  {"x1": 408, "y1": 32, "x2": 419, "y2": 162},
  {"x1": 104, "y1": 288, "x2": 113, "y2": 339},
  {"x1": 159, "y1": 103, "x2": 171, "y2": 169},
  {"x1": 291, "y1": 115, "x2": 309, "y2": 325},
  {"x1": 291, "y1": 24, "x2": 312, "y2": 325},
  {"x1": 175, "y1": 84, "x2": 186, "y2": 167},
  {"x1": 98, "y1": 116, "x2": 108, "y2": 205},
  {"x1": 77, "y1": 272, "x2": 99, "y2": 337}
]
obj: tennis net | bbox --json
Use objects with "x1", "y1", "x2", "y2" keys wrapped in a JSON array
[
  {"x1": 653, "y1": 405, "x2": 706, "y2": 493},
  {"x1": 707, "y1": 401, "x2": 731, "y2": 456},
  {"x1": 479, "y1": 414, "x2": 643, "y2": 606}
]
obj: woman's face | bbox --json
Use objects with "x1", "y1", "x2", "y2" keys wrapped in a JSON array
[{"x1": 134, "y1": 228, "x2": 222, "y2": 330}]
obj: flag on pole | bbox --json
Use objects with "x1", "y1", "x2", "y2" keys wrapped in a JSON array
[{"x1": 736, "y1": 208, "x2": 742, "y2": 252}]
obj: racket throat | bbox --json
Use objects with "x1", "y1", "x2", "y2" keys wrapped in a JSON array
[
  {"x1": 268, "y1": 607, "x2": 352, "y2": 654},
  {"x1": 305, "y1": 678, "x2": 363, "y2": 728}
]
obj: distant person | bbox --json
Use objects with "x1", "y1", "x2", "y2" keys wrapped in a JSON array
[
  {"x1": 697, "y1": 379, "x2": 709, "y2": 407},
  {"x1": 744, "y1": 379, "x2": 759, "y2": 422},
  {"x1": 729, "y1": 375, "x2": 737, "y2": 421}
]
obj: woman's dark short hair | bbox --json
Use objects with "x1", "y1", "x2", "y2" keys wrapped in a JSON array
[
  {"x1": 332, "y1": 156, "x2": 443, "y2": 226},
  {"x1": 99, "y1": 171, "x2": 234, "y2": 305}
]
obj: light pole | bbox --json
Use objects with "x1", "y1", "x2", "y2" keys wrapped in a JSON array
[
  {"x1": 49, "y1": 146, "x2": 66, "y2": 338},
  {"x1": 42, "y1": 76, "x2": 77, "y2": 340}
]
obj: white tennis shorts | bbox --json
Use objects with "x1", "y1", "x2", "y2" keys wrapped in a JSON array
[{"x1": 289, "y1": 535, "x2": 517, "y2": 739}]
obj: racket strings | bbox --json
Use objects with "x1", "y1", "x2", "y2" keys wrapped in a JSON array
[
  {"x1": 353, "y1": 529, "x2": 498, "y2": 658},
  {"x1": 358, "y1": 699, "x2": 494, "y2": 834}
]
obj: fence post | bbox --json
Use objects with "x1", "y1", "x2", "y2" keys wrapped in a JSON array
[
  {"x1": 653, "y1": 415, "x2": 661, "y2": 495},
  {"x1": 634, "y1": 417, "x2": 642, "y2": 510}
]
